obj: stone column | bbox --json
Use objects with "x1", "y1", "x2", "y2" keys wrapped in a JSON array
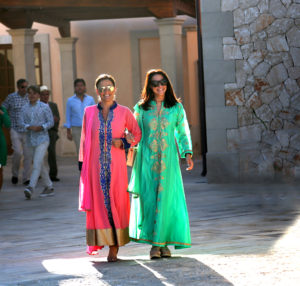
[
  {"x1": 56, "y1": 37, "x2": 78, "y2": 112},
  {"x1": 8, "y1": 29, "x2": 37, "y2": 85},
  {"x1": 56, "y1": 37, "x2": 78, "y2": 156},
  {"x1": 155, "y1": 18, "x2": 185, "y2": 98},
  {"x1": 184, "y1": 25, "x2": 201, "y2": 155}
]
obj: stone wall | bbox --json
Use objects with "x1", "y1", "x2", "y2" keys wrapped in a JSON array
[{"x1": 222, "y1": 0, "x2": 300, "y2": 181}]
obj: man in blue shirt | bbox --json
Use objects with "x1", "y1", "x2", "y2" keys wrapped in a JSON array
[{"x1": 64, "y1": 79, "x2": 95, "y2": 155}]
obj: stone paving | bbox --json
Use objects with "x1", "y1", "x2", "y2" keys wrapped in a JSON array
[{"x1": 0, "y1": 156, "x2": 300, "y2": 285}]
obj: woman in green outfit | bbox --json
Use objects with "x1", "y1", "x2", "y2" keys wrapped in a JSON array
[
  {"x1": 0, "y1": 100, "x2": 11, "y2": 190},
  {"x1": 129, "y1": 69, "x2": 194, "y2": 259}
]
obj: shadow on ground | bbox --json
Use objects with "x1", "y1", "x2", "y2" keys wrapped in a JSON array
[
  {"x1": 6, "y1": 257, "x2": 233, "y2": 286},
  {"x1": 91, "y1": 256, "x2": 233, "y2": 286}
]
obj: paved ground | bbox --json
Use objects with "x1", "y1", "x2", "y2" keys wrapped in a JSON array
[{"x1": 0, "y1": 156, "x2": 300, "y2": 286}]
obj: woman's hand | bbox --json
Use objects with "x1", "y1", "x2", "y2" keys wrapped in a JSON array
[
  {"x1": 185, "y1": 153, "x2": 194, "y2": 171},
  {"x1": 125, "y1": 132, "x2": 135, "y2": 144},
  {"x1": 112, "y1": 139, "x2": 123, "y2": 149}
]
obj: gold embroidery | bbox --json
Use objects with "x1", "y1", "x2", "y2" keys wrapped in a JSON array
[
  {"x1": 150, "y1": 140, "x2": 158, "y2": 153},
  {"x1": 130, "y1": 237, "x2": 191, "y2": 247},
  {"x1": 160, "y1": 117, "x2": 169, "y2": 129},
  {"x1": 86, "y1": 227, "x2": 129, "y2": 246},
  {"x1": 160, "y1": 138, "x2": 168, "y2": 151},
  {"x1": 151, "y1": 160, "x2": 166, "y2": 173},
  {"x1": 149, "y1": 118, "x2": 158, "y2": 130},
  {"x1": 157, "y1": 184, "x2": 164, "y2": 193}
]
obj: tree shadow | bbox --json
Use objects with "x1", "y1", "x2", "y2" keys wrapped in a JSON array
[{"x1": 91, "y1": 256, "x2": 233, "y2": 286}]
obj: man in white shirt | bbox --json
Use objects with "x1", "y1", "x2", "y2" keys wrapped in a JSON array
[{"x1": 2, "y1": 79, "x2": 31, "y2": 185}]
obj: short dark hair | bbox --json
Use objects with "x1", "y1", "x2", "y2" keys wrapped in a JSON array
[
  {"x1": 27, "y1": 85, "x2": 40, "y2": 94},
  {"x1": 95, "y1": 74, "x2": 116, "y2": 90},
  {"x1": 74, "y1": 78, "x2": 86, "y2": 87},
  {"x1": 17, "y1": 79, "x2": 28, "y2": 88}
]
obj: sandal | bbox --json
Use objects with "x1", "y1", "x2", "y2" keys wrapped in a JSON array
[
  {"x1": 150, "y1": 246, "x2": 161, "y2": 259},
  {"x1": 160, "y1": 246, "x2": 171, "y2": 257},
  {"x1": 107, "y1": 245, "x2": 119, "y2": 262}
]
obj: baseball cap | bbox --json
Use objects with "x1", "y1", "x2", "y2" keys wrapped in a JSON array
[{"x1": 40, "y1": 85, "x2": 49, "y2": 92}]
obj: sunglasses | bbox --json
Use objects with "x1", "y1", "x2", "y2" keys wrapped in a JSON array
[
  {"x1": 20, "y1": 85, "x2": 27, "y2": 89},
  {"x1": 98, "y1": 86, "x2": 115, "y2": 94},
  {"x1": 150, "y1": 79, "x2": 168, "y2": 87}
]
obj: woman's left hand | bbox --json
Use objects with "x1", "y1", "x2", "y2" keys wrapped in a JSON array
[
  {"x1": 112, "y1": 139, "x2": 123, "y2": 149},
  {"x1": 125, "y1": 132, "x2": 135, "y2": 144},
  {"x1": 185, "y1": 154, "x2": 194, "y2": 171}
]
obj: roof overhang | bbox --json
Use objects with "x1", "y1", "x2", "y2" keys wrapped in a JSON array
[{"x1": 0, "y1": 0, "x2": 196, "y2": 36}]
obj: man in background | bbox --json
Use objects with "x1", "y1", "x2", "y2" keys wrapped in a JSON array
[
  {"x1": 2, "y1": 79, "x2": 31, "y2": 185},
  {"x1": 64, "y1": 79, "x2": 95, "y2": 155},
  {"x1": 40, "y1": 85, "x2": 60, "y2": 182}
]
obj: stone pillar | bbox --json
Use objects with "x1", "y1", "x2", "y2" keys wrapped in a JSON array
[
  {"x1": 184, "y1": 25, "x2": 201, "y2": 156},
  {"x1": 56, "y1": 37, "x2": 78, "y2": 156},
  {"x1": 8, "y1": 29, "x2": 37, "y2": 85},
  {"x1": 155, "y1": 18, "x2": 185, "y2": 98},
  {"x1": 56, "y1": 37, "x2": 78, "y2": 113}
]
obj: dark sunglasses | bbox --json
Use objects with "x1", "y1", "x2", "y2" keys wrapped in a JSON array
[
  {"x1": 150, "y1": 79, "x2": 168, "y2": 87},
  {"x1": 20, "y1": 85, "x2": 27, "y2": 89},
  {"x1": 98, "y1": 86, "x2": 115, "y2": 94}
]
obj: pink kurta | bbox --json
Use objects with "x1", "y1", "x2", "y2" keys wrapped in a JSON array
[{"x1": 79, "y1": 103, "x2": 141, "y2": 254}]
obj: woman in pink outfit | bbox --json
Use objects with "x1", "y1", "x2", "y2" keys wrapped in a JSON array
[{"x1": 79, "y1": 74, "x2": 141, "y2": 262}]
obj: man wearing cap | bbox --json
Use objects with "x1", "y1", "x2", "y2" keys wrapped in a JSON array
[{"x1": 40, "y1": 85, "x2": 61, "y2": 182}]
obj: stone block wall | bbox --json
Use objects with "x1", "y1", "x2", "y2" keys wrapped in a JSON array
[{"x1": 222, "y1": 0, "x2": 300, "y2": 181}]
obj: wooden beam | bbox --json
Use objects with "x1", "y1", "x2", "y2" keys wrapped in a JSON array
[
  {"x1": 0, "y1": 0, "x2": 170, "y2": 8},
  {"x1": 0, "y1": 1, "x2": 195, "y2": 28},
  {"x1": 34, "y1": 7, "x2": 152, "y2": 21},
  {"x1": 27, "y1": 10, "x2": 71, "y2": 37},
  {"x1": 58, "y1": 22, "x2": 71, "y2": 37},
  {"x1": 147, "y1": 1, "x2": 176, "y2": 19},
  {"x1": 0, "y1": 9, "x2": 33, "y2": 28},
  {"x1": 175, "y1": 0, "x2": 195, "y2": 17},
  {"x1": 28, "y1": 10, "x2": 69, "y2": 27}
]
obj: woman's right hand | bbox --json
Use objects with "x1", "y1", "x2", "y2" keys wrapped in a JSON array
[{"x1": 112, "y1": 139, "x2": 123, "y2": 149}]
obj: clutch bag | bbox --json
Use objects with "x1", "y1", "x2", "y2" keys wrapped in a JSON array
[{"x1": 126, "y1": 147, "x2": 137, "y2": 167}]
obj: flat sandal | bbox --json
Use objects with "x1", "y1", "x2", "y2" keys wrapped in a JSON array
[
  {"x1": 160, "y1": 246, "x2": 171, "y2": 257},
  {"x1": 150, "y1": 246, "x2": 161, "y2": 259}
]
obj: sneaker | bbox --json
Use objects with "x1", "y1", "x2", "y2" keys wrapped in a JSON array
[
  {"x1": 24, "y1": 186, "x2": 33, "y2": 200},
  {"x1": 50, "y1": 177, "x2": 60, "y2": 182},
  {"x1": 12, "y1": 176, "x2": 18, "y2": 184},
  {"x1": 40, "y1": 187, "x2": 54, "y2": 197}
]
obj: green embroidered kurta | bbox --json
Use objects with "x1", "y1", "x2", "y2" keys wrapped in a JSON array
[{"x1": 128, "y1": 101, "x2": 192, "y2": 249}]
